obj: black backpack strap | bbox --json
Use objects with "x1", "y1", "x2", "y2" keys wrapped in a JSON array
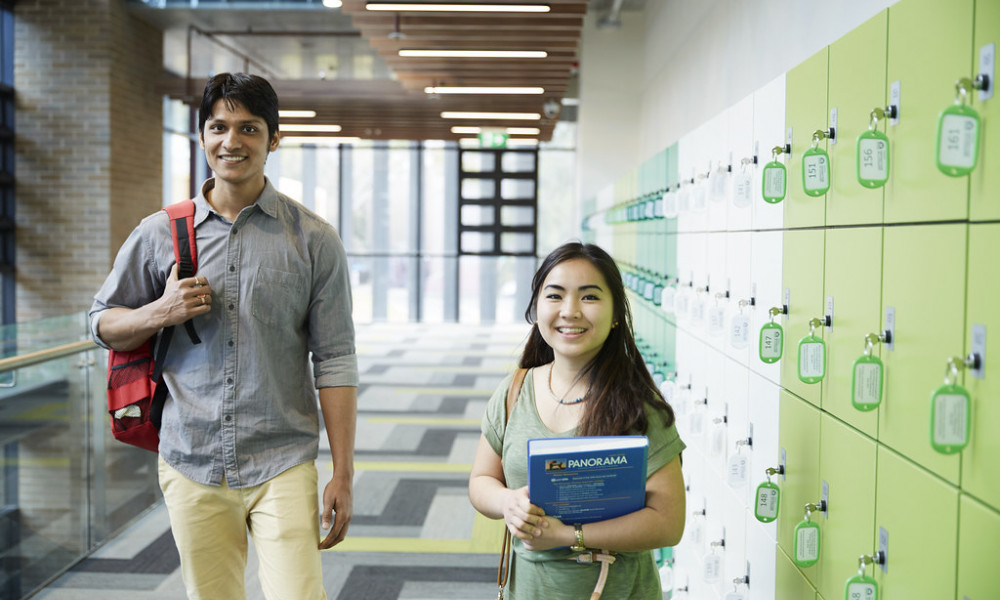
[{"x1": 164, "y1": 200, "x2": 201, "y2": 345}]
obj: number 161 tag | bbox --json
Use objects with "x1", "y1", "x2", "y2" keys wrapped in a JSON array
[
  {"x1": 936, "y1": 104, "x2": 980, "y2": 177},
  {"x1": 845, "y1": 572, "x2": 878, "y2": 600},
  {"x1": 930, "y1": 382, "x2": 970, "y2": 454}
]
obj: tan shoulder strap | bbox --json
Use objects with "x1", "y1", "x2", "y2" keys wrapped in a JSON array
[{"x1": 505, "y1": 368, "x2": 528, "y2": 424}]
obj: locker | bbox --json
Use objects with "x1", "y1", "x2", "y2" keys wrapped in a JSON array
[
  {"x1": 753, "y1": 74, "x2": 787, "y2": 231},
  {"x1": 820, "y1": 227, "x2": 883, "y2": 437},
  {"x1": 725, "y1": 231, "x2": 753, "y2": 366},
  {"x1": 777, "y1": 391, "x2": 821, "y2": 584},
  {"x1": 728, "y1": 93, "x2": 755, "y2": 232},
  {"x1": 677, "y1": 126, "x2": 709, "y2": 234},
  {"x1": 747, "y1": 372, "x2": 781, "y2": 537},
  {"x1": 749, "y1": 230, "x2": 783, "y2": 385},
  {"x1": 704, "y1": 231, "x2": 729, "y2": 353},
  {"x1": 780, "y1": 229, "x2": 826, "y2": 407},
  {"x1": 883, "y1": 0, "x2": 974, "y2": 223},
  {"x1": 957, "y1": 494, "x2": 1000, "y2": 600},
  {"x1": 827, "y1": 10, "x2": 889, "y2": 226},
  {"x1": 815, "y1": 415, "x2": 877, "y2": 600},
  {"x1": 785, "y1": 48, "x2": 830, "y2": 229},
  {"x1": 880, "y1": 224, "x2": 965, "y2": 484},
  {"x1": 969, "y1": 0, "x2": 999, "y2": 220},
  {"x1": 704, "y1": 473, "x2": 747, "y2": 597},
  {"x1": 704, "y1": 110, "x2": 731, "y2": 233},
  {"x1": 776, "y1": 548, "x2": 817, "y2": 600},
  {"x1": 746, "y1": 519, "x2": 778, "y2": 600},
  {"x1": 874, "y1": 446, "x2": 958, "y2": 600},
  {"x1": 962, "y1": 223, "x2": 1000, "y2": 511}
]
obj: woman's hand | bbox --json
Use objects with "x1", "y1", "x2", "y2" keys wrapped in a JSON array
[
  {"x1": 503, "y1": 486, "x2": 549, "y2": 541},
  {"x1": 520, "y1": 515, "x2": 571, "y2": 552}
]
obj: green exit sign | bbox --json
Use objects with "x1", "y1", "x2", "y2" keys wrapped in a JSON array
[{"x1": 479, "y1": 131, "x2": 508, "y2": 148}]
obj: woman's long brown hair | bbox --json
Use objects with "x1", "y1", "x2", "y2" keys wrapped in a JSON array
[{"x1": 520, "y1": 242, "x2": 675, "y2": 437}]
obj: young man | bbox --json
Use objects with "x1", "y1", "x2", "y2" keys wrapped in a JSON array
[{"x1": 90, "y1": 73, "x2": 357, "y2": 600}]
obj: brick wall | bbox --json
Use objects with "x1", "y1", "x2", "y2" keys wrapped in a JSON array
[{"x1": 14, "y1": 0, "x2": 163, "y2": 321}]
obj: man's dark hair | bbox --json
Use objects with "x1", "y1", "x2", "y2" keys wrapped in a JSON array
[{"x1": 198, "y1": 73, "x2": 279, "y2": 142}]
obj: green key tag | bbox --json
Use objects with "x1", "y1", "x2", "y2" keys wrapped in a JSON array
[
  {"x1": 802, "y1": 146, "x2": 831, "y2": 197},
  {"x1": 759, "y1": 321, "x2": 784, "y2": 364},
  {"x1": 762, "y1": 160, "x2": 786, "y2": 204},
  {"x1": 793, "y1": 518, "x2": 821, "y2": 568},
  {"x1": 930, "y1": 382, "x2": 970, "y2": 454},
  {"x1": 851, "y1": 353, "x2": 883, "y2": 412},
  {"x1": 845, "y1": 573, "x2": 878, "y2": 600},
  {"x1": 754, "y1": 481, "x2": 780, "y2": 523},
  {"x1": 798, "y1": 334, "x2": 826, "y2": 384},
  {"x1": 857, "y1": 129, "x2": 890, "y2": 188},
  {"x1": 936, "y1": 103, "x2": 980, "y2": 177}
]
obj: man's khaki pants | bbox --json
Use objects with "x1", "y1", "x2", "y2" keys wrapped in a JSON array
[{"x1": 158, "y1": 457, "x2": 327, "y2": 600}]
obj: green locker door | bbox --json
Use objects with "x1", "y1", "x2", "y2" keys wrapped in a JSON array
[
  {"x1": 780, "y1": 229, "x2": 826, "y2": 407},
  {"x1": 884, "y1": 0, "x2": 974, "y2": 223},
  {"x1": 827, "y1": 10, "x2": 888, "y2": 226},
  {"x1": 962, "y1": 223, "x2": 1000, "y2": 511},
  {"x1": 957, "y1": 494, "x2": 1000, "y2": 599},
  {"x1": 777, "y1": 391, "x2": 821, "y2": 585},
  {"x1": 821, "y1": 227, "x2": 882, "y2": 438},
  {"x1": 880, "y1": 224, "x2": 965, "y2": 484},
  {"x1": 970, "y1": 0, "x2": 999, "y2": 220},
  {"x1": 785, "y1": 48, "x2": 829, "y2": 229},
  {"x1": 875, "y1": 446, "x2": 958, "y2": 600},
  {"x1": 815, "y1": 415, "x2": 877, "y2": 600},
  {"x1": 776, "y1": 548, "x2": 817, "y2": 600}
]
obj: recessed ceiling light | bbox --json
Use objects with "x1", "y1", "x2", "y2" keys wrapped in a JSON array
[
  {"x1": 506, "y1": 138, "x2": 539, "y2": 146},
  {"x1": 425, "y1": 86, "x2": 545, "y2": 95},
  {"x1": 506, "y1": 127, "x2": 541, "y2": 135},
  {"x1": 322, "y1": 0, "x2": 343, "y2": 7},
  {"x1": 400, "y1": 49, "x2": 547, "y2": 59},
  {"x1": 442, "y1": 111, "x2": 541, "y2": 120},
  {"x1": 279, "y1": 110, "x2": 317, "y2": 118},
  {"x1": 280, "y1": 124, "x2": 343, "y2": 133},
  {"x1": 366, "y1": 3, "x2": 550, "y2": 13},
  {"x1": 451, "y1": 126, "x2": 482, "y2": 134},
  {"x1": 280, "y1": 136, "x2": 360, "y2": 145}
]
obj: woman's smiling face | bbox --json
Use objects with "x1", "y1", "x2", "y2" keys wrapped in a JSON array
[{"x1": 535, "y1": 258, "x2": 615, "y2": 367}]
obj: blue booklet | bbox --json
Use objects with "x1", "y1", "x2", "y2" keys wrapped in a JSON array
[{"x1": 527, "y1": 435, "x2": 649, "y2": 524}]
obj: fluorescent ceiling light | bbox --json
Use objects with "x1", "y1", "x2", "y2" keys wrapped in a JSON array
[
  {"x1": 280, "y1": 124, "x2": 343, "y2": 133},
  {"x1": 322, "y1": 0, "x2": 343, "y2": 7},
  {"x1": 425, "y1": 86, "x2": 545, "y2": 94},
  {"x1": 450, "y1": 126, "x2": 542, "y2": 135},
  {"x1": 366, "y1": 3, "x2": 550, "y2": 13},
  {"x1": 281, "y1": 136, "x2": 360, "y2": 145},
  {"x1": 506, "y1": 138, "x2": 539, "y2": 146},
  {"x1": 399, "y1": 49, "x2": 546, "y2": 59},
  {"x1": 442, "y1": 111, "x2": 541, "y2": 120},
  {"x1": 279, "y1": 110, "x2": 317, "y2": 118}
]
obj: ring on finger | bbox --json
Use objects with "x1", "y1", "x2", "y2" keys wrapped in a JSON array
[{"x1": 200, "y1": 295, "x2": 206, "y2": 306}]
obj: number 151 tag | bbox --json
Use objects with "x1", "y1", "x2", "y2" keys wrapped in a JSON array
[{"x1": 845, "y1": 573, "x2": 878, "y2": 600}]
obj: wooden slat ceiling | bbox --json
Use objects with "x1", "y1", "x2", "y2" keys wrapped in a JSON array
[{"x1": 149, "y1": 1, "x2": 589, "y2": 143}]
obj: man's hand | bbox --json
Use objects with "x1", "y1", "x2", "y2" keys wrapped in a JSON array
[{"x1": 319, "y1": 475, "x2": 353, "y2": 549}]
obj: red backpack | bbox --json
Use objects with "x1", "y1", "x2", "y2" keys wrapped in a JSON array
[{"x1": 106, "y1": 200, "x2": 201, "y2": 452}]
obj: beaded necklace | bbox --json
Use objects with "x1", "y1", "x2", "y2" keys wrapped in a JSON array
[{"x1": 547, "y1": 363, "x2": 587, "y2": 405}]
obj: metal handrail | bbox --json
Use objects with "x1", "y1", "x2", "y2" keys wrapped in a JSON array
[{"x1": 0, "y1": 339, "x2": 98, "y2": 374}]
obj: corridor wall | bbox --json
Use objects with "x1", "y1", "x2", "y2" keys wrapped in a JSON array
[{"x1": 581, "y1": 1, "x2": 999, "y2": 598}]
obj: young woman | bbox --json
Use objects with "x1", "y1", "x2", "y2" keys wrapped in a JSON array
[{"x1": 469, "y1": 242, "x2": 686, "y2": 599}]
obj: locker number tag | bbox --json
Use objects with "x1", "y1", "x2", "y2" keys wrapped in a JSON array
[
  {"x1": 703, "y1": 553, "x2": 722, "y2": 583},
  {"x1": 845, "y1": 573, "x2": 878, "y2": 600},
  {"x1": 802, "y1": 146, "x2": 831, "y2": 197},
  {"x1": 851, "y1": 353, "x2": 883, "y2": 412},
  {"x1": 762, "y1": 160, "x2": 787, "y2": 203},
  {"x1": 733, "y1": 170, "x2": 753, "y2": 208},
  {"x1": 798, "y1": 334, "x2": 826, "y2": 384},
  {"x1": 793, "y1": 518, "x2": 821, "y2": 568},
  {"x1": 730, "y1": 312, "x2": 751, "y2": 349},
  {"x1": 936, "y1": 104, "x2": 980, "y2": 177},
  {"x1": 857, "y1": 129, "x2": 889, "y2": 188},
  {"x1": 930, "y1": 382, "x2": 970, "y2": 454},
  {"x1": 754, "y1": 481, "x2": 780, "y2": 523},
  {"x1": 759, "y1": 321, "x2": 784, "y2": 364}
]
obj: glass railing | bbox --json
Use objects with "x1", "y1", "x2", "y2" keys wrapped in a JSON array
[{"x1": 0, "y1": 312, "x2": 160, "y2": 600}]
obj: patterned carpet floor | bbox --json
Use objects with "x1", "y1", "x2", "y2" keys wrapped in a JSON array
[{"x1": 32, "y1": 322, "x2": 530, "y2": 600}]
